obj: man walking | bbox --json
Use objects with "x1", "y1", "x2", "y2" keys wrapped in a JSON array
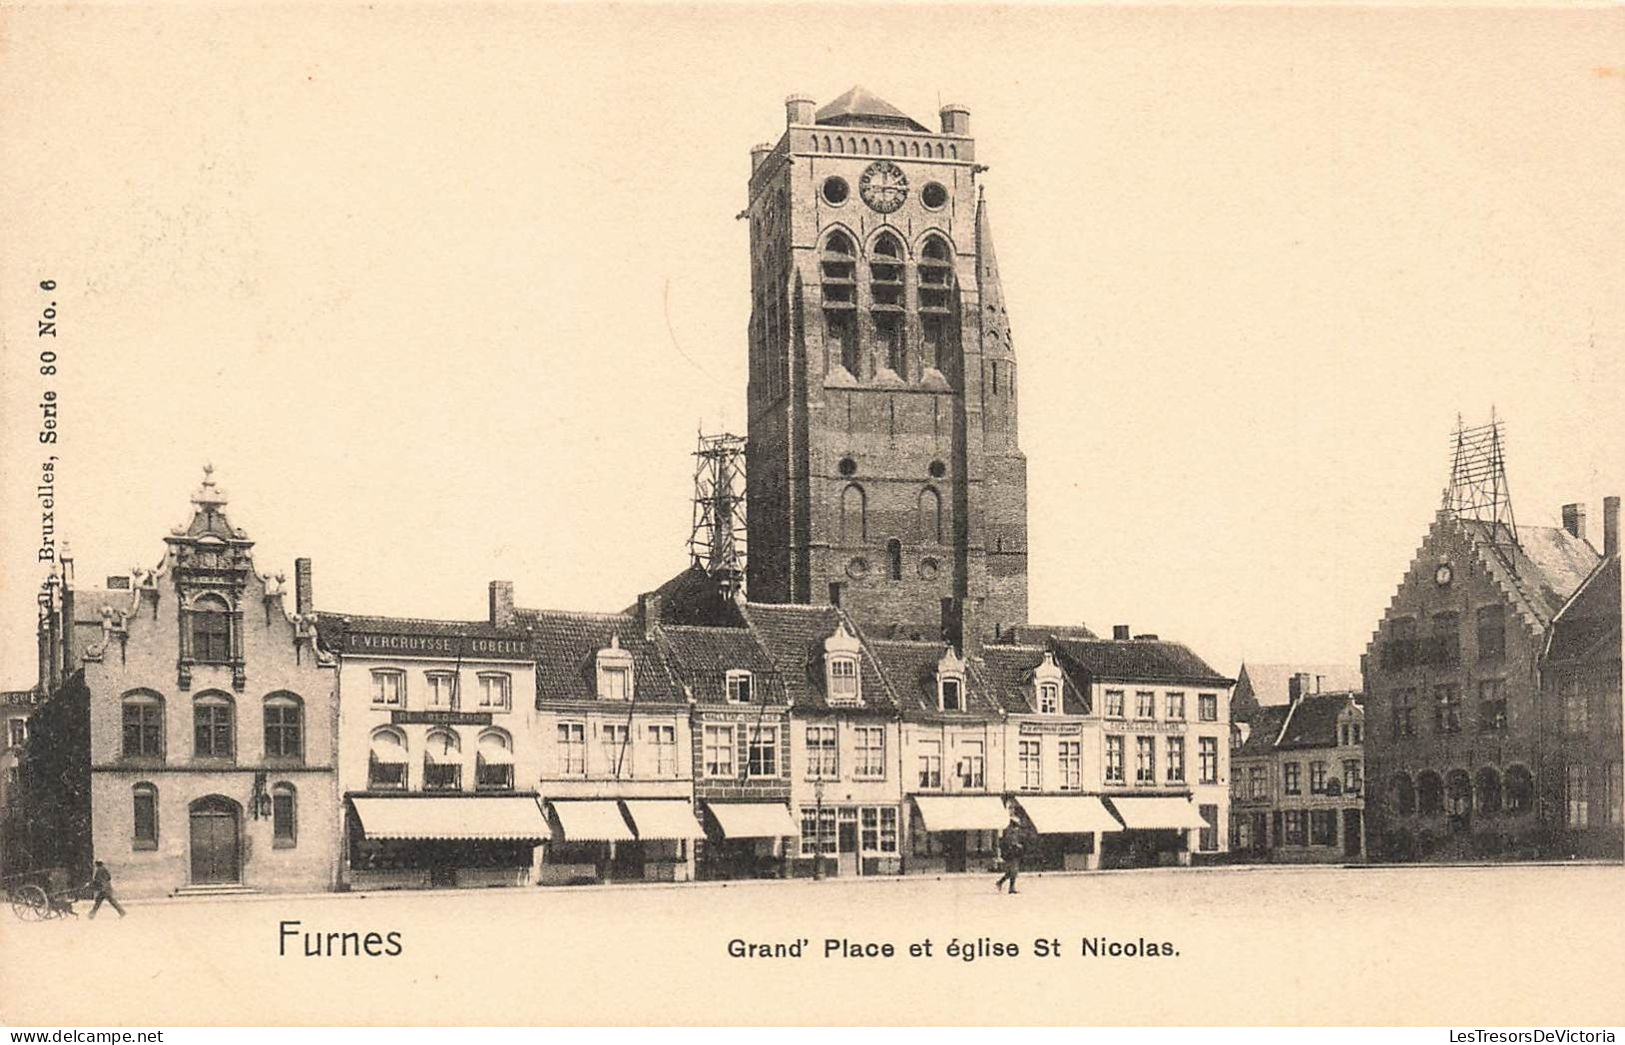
[
  {"x1": 87, "y1": 860, "x2": 126, "y2": 919},
  {"x1": 995, "y1": 819, "x2": 1025, "y2": 894}
]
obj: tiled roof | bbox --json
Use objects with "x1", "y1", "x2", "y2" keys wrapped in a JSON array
[
  {"x1": 1234, "y1": 704, "x2": 1292, "y2": 757},
  {"x1": 657, "y1": 623, "x2": 787, "y2": 707},
  {"x1": 997, "y1": 623, "x2": 1099, "y2": 644},
  {"x1": 1458, "y1": 519, "x2": 1599, "y2": 627},
  {"x1": 71, "y1": 588, "x2": 138, "y2": 625},
  {"x1": 737, "y1": 603, "x2": 891, "y2": 711},
  {"x1": 1277, "y1": 692, "x2": 1360, "y2": 750},
  {"x1": 1230, "y1": 665, "x2": 1261, "y2": 722},
  {"x1": 814, "y1": 86, "x2": 930, "y2": 133},
  {"x1": 517, "y1": 609, "x2": 683, "y2": 706},
  {"x1": 1050, "y1": 638, "x2": 1232, "y2": 687},
  {"x1": 1545, "y1": 557, "x2": 1620, "y2": 665},
  {"x1": 978, "y1": 645, "x2": 1090, "y2": 716},
  {"x1": 317, "y1": 612, "x2": 527, "y2": 644},
  {"x1": 624, "y1": 563, "x2": 744, "y2": 628},
  {"x1": 869, "y1": 639, "x2": 1002, "y2": 718}
]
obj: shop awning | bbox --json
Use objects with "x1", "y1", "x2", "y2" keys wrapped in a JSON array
[
  {"x1": 476, "y1": 745, "x2": 515, "y2": 765},
  {"x1": 706, "y1": 802, "x2": 799, "y2": 838},
  {"x1": 424, "y1": 744, "x2": 462, "y2": 764},
  {"x1": 351, "y1": 796, "x2": 547, "y2": 841},
  {"x1": 1106, "y1": 796, "x2": 1210, "y2": 831},
  {"x1": 623, "y1": 800, "x2": 704, "y2": 840},
  {"x1": 912, "y1": 795, "x2": 1011, "y2": 833},
  {"x1": 370, "y1": 739, "x2": 408, "y2": 764},
  {"x1": 549, "y1": 800, "x2": 635, "y2": 842},
  {"x1": 1013, "y1": 795, "x2": 1123, "y2": 834}
]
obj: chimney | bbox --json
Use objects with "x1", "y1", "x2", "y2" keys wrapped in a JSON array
[
  {"x1": 1289, "y1": 672, "x2": 1314, "y2": 704},
  {"x1": 488, "y1": 580, "x2": 515, "y2": 629},
  {"x1": 942, "y1": 596, "x2": 982, "y2": 658},
  {"x1": 749, "y1": 142, "x2": 774, "y2": 175},
  {"x1": 940, "y1": 103, "x2": 970, "y2": 135},
  {"x1": 294, "y1": 558, "x2": 313, "y2": 615},
  {"x1": 1562, "y1": 503, "x2": 1587, "y2": 542},
  {"x1": 786, "y1": 93, "x2": 816, "y2": 126},
  {"x1": 1605, "y1": 495, "x2": 1620, "y2": 559},
  {"x1": 1133, "y1": 633, "x2": 1159, "y2": 641},
  {"x1": 1112, "y1": 625, "x2": 1130, "y2": 641},
  {"x1": 828, "y1": 582, "x2": 843, "y2": 607},
  {"x1": 637, "y1": 591, "x2": 663, "y2": 639}
]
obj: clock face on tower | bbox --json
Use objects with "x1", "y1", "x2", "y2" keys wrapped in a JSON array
[{"x1": 859, "y1": 161, "x2": 908, "y2": 213}]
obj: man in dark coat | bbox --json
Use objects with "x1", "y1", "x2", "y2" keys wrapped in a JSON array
[
  {"x1": 995, "y1": 819, "x2": 1025, "y2": 894},
  {"x1": 87, "y1": 860, "x2": 126, "y2": 919}
]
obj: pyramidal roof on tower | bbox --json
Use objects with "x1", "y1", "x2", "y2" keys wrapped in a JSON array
[
  {"x1": 976, "y1": 193, "x2": 1012, "y2": 356},
  {"x1": 814, "y1": 86, "x2": 930, "y2": 133}
]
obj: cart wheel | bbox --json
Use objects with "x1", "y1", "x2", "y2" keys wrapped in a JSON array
[{"x1": 11, "y1": 884, "x2": 48, "y2": 921}]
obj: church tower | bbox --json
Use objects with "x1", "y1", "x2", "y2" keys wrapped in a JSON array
[{"x1": 744, "y1": 87, "x2": 1029, "y2": 635}]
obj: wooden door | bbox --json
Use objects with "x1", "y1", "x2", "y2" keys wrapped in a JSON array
[
  {"x1": 189, "y1": 798, "x2": 240, "y2": 884},
  {"x1": 836, "y1": 817, "x2": 859, "y2": 877},
  {"x1": 1343, "y1": 809, "x2": 1363, "y2": 857}
]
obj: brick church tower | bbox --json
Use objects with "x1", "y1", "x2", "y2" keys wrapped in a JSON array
[{"x1": 743, "y1": 87, "x2": 1029, "y2": 636}]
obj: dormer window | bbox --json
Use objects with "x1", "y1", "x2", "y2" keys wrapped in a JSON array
[
  {"x1": 1038, "y1": 683, "x2": 1059, "y2": 715},
  {"x1": 941, "y1": 678, "x2": 963, "y2": 712},
  {"x1": 936, "y1": 646, "x2": 967, "y2": 713},
  {"x1": 596, "y1": 634, "x2": 635, "y2": 701},
  {"x1": 1033, "y1": 651, "x2": 1065, "y2": 715},
  {"x1": 823, "y1": 621, "x2": 864, "y2": 706},
  {"x1": 726, "y1": 670, "x2": 753, "y2": 704}
]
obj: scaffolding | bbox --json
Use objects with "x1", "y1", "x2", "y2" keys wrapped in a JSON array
[
  {"x1": 1443, "y1": 409, "x2": 1520, "y2": 561},
  {"x1": 690, "y1": 432, "x2": 747, "y2": 595}
]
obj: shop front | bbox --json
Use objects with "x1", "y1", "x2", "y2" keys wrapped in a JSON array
[
  {"x1": 792, "y1": 804, "x2": 903, "y2": 878},
  {"x1": 1009, "y1": 795, "x2": 1122, "y2": 871},
  {"x1": 541, "y1": 799, "x2": 634, "y2": 885},
  {"x1": 906, "y1": 795, "x2": 1010, "y2": 874},
  {"x1": 345, "y1": 795, "x2": 549, "y2": 889},
  {"x1": 699, "y1": 801, "x2": 798, "y2": 880},
  {"x1": 1100, "y1": 795, "x2": 1209, "y2": 868},
  {"x1": 619, "y1": 800, "x2": 703, "y2": 883}
]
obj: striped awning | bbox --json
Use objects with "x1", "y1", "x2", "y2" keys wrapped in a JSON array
[
  {"x1": 1012, "y1": 795, "x2": 1122, "y2": 834},
  {"x1": 1106, "y1": 796, "x2": 1210, "y2": 831},
  {"x1": 351, "y1": 796, "x2": 547, "y2": 841},
  {"x1": 706, "y1": 802, "x2": 799, "y2": 838},
  {"x1": 912, "y1": 795, "x2": 1011, "y2": 833},
  {"x1": 549, "y1": 800, "x2": 635, "y2": 842},
  {"x1": 623, "y1": 800, "x2": 704, "y2": 840}
]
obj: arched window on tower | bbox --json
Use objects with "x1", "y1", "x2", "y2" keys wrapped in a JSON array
[
  {"x1": 918, "y1": 236, "x2": 954, "y2": 373},
  {"x1": 887, "y1": 539, "x2": 903, "y2": 581},
  {"x1": 821, "y1": 231, "x2": 859, "y2": 377},
  {"x1": 841, "y1": 484, "x2": 866, "y2": 544},
  {"x1": 918, "y1": 488, "x2": 942, "y2": 544},
  {"x1": 870, "y1": 233, "x2": 905, "y2": 377}
]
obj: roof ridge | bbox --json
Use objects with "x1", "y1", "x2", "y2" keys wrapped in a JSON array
[{"x1": 516, "y1": 608, "x2": 633, "y2": 621}]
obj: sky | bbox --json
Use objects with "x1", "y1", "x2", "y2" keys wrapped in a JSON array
[{"x1": 1, "y1": 5, "x2": 1621, "y2": 690}]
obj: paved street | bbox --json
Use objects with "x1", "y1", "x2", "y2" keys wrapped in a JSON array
[{"x1": 3, "y1": 863, "x2": 1622, "y2": 1026}]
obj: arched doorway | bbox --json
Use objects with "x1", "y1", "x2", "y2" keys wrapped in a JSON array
[{"x1": 190, "y1": 795, "x2": 241, "y2": 884}]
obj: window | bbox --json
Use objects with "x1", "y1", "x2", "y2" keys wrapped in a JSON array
[
  {"x1": 423, "y1": 730, "x2": 461, "y2": 791},
  {"x1": 122, "y1": 692, "x2": 164, "y2": 759},
  {"x1": 1607, "y1": 763, "x2": 1622, "y2": 828},
  {"x1": 650, "y1": 724, "x2": 677, "y2": 776},
  {"x1": 1059, "y1": 741, "x2": 1082, "y2": 791},
  {"x1": 918, "y1": 488, "x2": 943, "y2": 544},
  {"x1": 887, "y1": 539, "x2": 903, "y2": 581},
  {"x1": 854, "y1": 726, "x2": 885, "y2": 779},
  {"x1": 806, "y1": 725, "x2": 838, "y2": 780},
  {"x1": 1198, "y1": 694, "x2": 1219, "y2": 722},
  {"x1": 426, "y1": 672, "x2": 458, "y2": 710},
  {"x1": 726, "y1": 671, "x2": 753, "y2": 704},
  {"x1": 1343, "y1": 760, "x2": 1362, "y2": 793},
  {"x1": 1104, "y1": 690, "x2": 1125, "y2": 719},
  {"x1": 1038, "y1": 682, "x2": 1059, "y2": 715},
  {"x1": 369, "y1": 729, "x2": 407, "y2": 790},
  {"x1": 1233, "y1": 817, "x2": 1252, "y2": 851},
  {"x1": 272, "y1": 784, "x2": 297, "y2": 848},
  {"x1": 132, "y1": 783, "x2": 158, "y2": 849},
  {"x1": 476, "y1": 731, "x2": 514, "y2": 790},
  {"x1": 1249, "y1": 766, "x2": 1267, "y2": 799},
  {"x1": 1392, "y1": 688, "x2": 1416, "y2": 738},
  {"x1": 1417, "y1": 772, "x2": 1444, "y2": 815},
  {"x1": 861, "y1": 807, "x2": 900, "y2": 853},
  {"x1": 1431, "y1": 611, "x2": 1461, "y2": 664},
  {"x1": 1199, "y1": 737, "x2": 1219, "y2": 785},
  {"x1": 559, "y1": 722, "x2": 587, "y2": 776},
  {"x1": 800, "y1": 806, "x2": 837, "y2": 856},
  {"x1": 1310, "y1": 809, "x2": 1336, "y2": 846},
  {"x1": 1352, "y1": 723, "x2": 1362, "y2": 744},
  {"x1": 1562, "y1": 677, "x2": 1588, "y2": 734},
  {"x1": 703, "y1": 725, "x2": 734, "y2": 778},
  {"x1": 1283, "y1": 762, "x2": 1301, "y2": 796},
  {"x1": 917, "y1": 739, "x2": 943, "y2": 789},
  {"x1": 371, "y1": 670, "x2": 404, "y2": 707},
  {"x1": 600, "y1": 665, "x2": 630, "y2": 701},
  {"x1": 1165, "y1": 736, "x2": 1186, "y2": 783},
  {"x1": 840, "y1": 484, "x2": 866, "y2": 541},
  {"x1": 917, "y1": 236, "x2": 954, "y2": 370},
  {"x1": 1309, "y1": 761, "x2": 1328, "y2": 794},
  {"x1": 193, "y1": 694, "x2": 234, "y2": 760},
  {"x1": 828, "y1": 656, "x2": 860, "y2": 705},
  {"x1": 1566, "y1": 764, "x2": 1589, "y2": 828},
  {"x1": 1433, "y1": 684, "x2": 1462, "y2": 734},
  {"x1": 1477, "y1": 679, "x2": 1506, "y2": 733},
  {"x1": 1391, "y1": 774, "x2": 1415, "y2": 816},
  {"x1": 7, "y1": 718, "x2": 26, "y2": 748},
  {"x1": 1135, "y1": 691, "x2": 1156, "y2": 720},
  {"x1": 1017, "y1": 740, "x2": 1041, "y2": 791},
  {"x1": 1283, "y1": 810, "x2": 1306, "y2": 846},
  {"x1": 1474, "y1": 767, "x2": 1502, "y2": 813},
  {"x1": 476, "y1": 673, "x2": 511, "y2": 711},
  {"x1": 1505, "y1": 766, "x2": 1534, "y2": 813},
  {"x1": 602, "y1": 723, "x2": 631, "y2": 777},
  {"x1": 1166, "y1": 692, "x2": 1186, "y2": 721},
  {"x1": 940, "y1": 678, "x2": 962, "y2": 712},
  {"x1": 1105, "y1": 736, "x2": 1125, "y2": 783},
  {"x1": 960, "y1": 739, "x2": 987, "y2": 789},
  {"x1": 1476, "y1": 604, "x2": 1505, "y2": 661},
  {"x1": 263, "y1": 694, "x2": 303, "y2": 761},
  {"x1": 1134, "y1": 737, "x2": 1156, "y2": 785},
  {"x1": 1199, "y1": 804, "x2": 1219, "y2": 851},
  {"x1": 190, "y1": 594, "x2": 232, "y2": 663},
  {"x1": 746, "y1": 726, "x2": 778, "y2": 778}
]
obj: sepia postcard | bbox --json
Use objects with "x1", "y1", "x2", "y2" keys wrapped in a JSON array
[{"x1": 0, "y1": 2, "x2": 1621, "y2": 1029}]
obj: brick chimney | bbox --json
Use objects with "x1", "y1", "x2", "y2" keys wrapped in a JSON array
[
  {"x1": 1112, "y1": 625, "x2": 1131, "y2": 641},
  {"x1": 1562, "y1": 503, "x2": 1587, "y2": 542},
  {"x1": 637, "y1": 591, "x2": 663, "y2": 639},
  {"x1": 1605, "y1": 495, "x2": 1620, "y2": 559},
  {"x1": 294, "y1": 558, "x2": 314, "y2": 615},
  {"x1": 1288, "y1": 672, "x2": 1314, "y2": 704},
  {"x1": 942, "y1": 596, "x2": 982, "y2": 658},
  {"x1": 828, "y1": 582, "x2": 843, "y2": 607},
  {"x1": 488, "y1": 581, "x2": 515, "y2": 629}
]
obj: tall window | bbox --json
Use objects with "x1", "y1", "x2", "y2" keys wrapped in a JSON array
[
  {"x1": 190, "y1": 594, "x2": 232, "y2": 663},
  {"x1": 1283, "y1": 762, "x2": 1302, "y2": 796},
  {"x1": 1104, "y1": 690, "x2": 1125, "y2": 718},
  {"x1": 1434, "y1": 684, "x2": 1462, "y2": 734},
  {"x1": 1505, "y1": 766, "x2": 1534, "y2": 813},
  {"x1": 940, "y1": 677, "x2": 962, "y2": 712},
  {"x1": 1309, "y1": 761, "x2": 1328, "y2": 794},
  {"x1": 426, "y1": 672, "x2": 458, "y2": 710},
  {"x1": 918, "y1": 236, "x2": 954, "y2": 372},
  {"x1": 369, "y1": 729, "x2": 408, "y2": 790},
  {"x1": 1199, "y1": 737, "x2": 1219, "y2": 784},
  {"x1": 1134, "y1": 737, "x2": 1156, "y2": 785},
  {"x1": 600, "y1": 665, "x2": 630, "y2": 702},
  {"x1": 703, "y1": 724, "x2": 734, "y2": 778},
  {"x1": 1431, "y1": 611, "x2": 1461, "y2": 664},
  {"x1": 854, "y1": 726, "x2": 886, "y2": 779},
  {"x1": 263, "y1": 694, "x2": 303, "y2": 761},
  {"x1": 1198, "y1": 694, "x2": 1219, "y2": 722},
  {"x1": 821, "y1": 231, "x2": 859, "y2": 376},
  {"x1": 8, "y1": 718, "x2": 28, "y2": 747},
  {"x1": 806, "y1": 725, "x2": 838, "y2": 780},
  {"x1": 371, "y1": 670, "x2": 404, "y2": 707},
  {"x1": 132, "y1": 783, "x2": 158, "y2": 849},
  {"x1": 423, "y1": 730, "x2": 461, "y2": 791},
  {"x1": 1392, "y1": 688, "x2": 1416, "y2": 738},
  {"x1": 1018, "y1": 740, "x2": 1041, "y2": 791},
  {"x1": 558, "y1": 722, "x2": 586, "y2": 776},
  {"x1": 193, "y1": 694, "x2": 234, "y2": 759},
  {"x1": 1199, "y1": 804, "x2": 1219, "y2": 852},
  {"x1": 1566, "y1": 764, "x2": 1590, "y2": 828},
  {"x1": 1058, "y1": 741, "x2": 1082, "y2": 790},
  {"x1": 1283, "y1": 810, "x2": 1306, "y2": 846},
  {"x1": 1105, "y1": 736, "x2": 1125, "y2": 783},
  {"x1": 1249, "y1": 767, "x2": 1267, "y2": 799},
  {"x1": 1038, "y1": 682, "x2": 1060, "y2": 715},
  {"x1": 918, "y1": 488, "x2": 943, "y2": 544},
  {"x1": 746, "y1": 726, "x2": 778, "y2": 778},
  {"x1": 476, "y1": 730, "x2": 514, "y2": 790},
  {"x1": 1477, "y1": 679, "x2": 1507, "y2": 733},
  {"x1": 477, "y1": 673, "x2": 511, "y2": 711},
  {"x1": 870, "y1": 233, "x2": 905, "y2": 376},
  {"x1": 1476, "y1": 604, "x2": 1505, "y2": 661},
  {"x1": 1562, "y1": 677, "x2": 1588, "y2": 734},
  {"x1": 602, "y1": 723, "x2": 631, "y2": 777},
  {"x1": 1343, "y1": 760, "x2": 1362, "y2": 793},
  {"x1": 650, "y1": 724, "x2": 677, "y2": 776},
  {"x1": 726, "y1": 671, "x2": 753, "y2": 704},
  {"x1": 1166, "y1": 693, "x2": 1186, "y2": 721},
  {"x1": 272, "y1": 784, "x2": 297, "y2": 848},
  {"x1": 122, "y1": 692, "x2": 164, "y2": 759},
  {"x1": 1165, "y1": 736, "x2": 1186, "y2": 783},
  {"x1": 840, "y1": 485, "x2": 866, "y2": 544},
  {"x1": 917, "y1": 739, "x2": 943, "y2": 789},
  {"x1": 887, "y1": 539, "x2": 903, "y2": 582},
  {"x1": 1391, "y1": 774, "x2": 1415, "y2": 815},
  {"x1": 1135, "y1": 691, "x2": 1156, "y2": 720},
  {"x1": 829, "y1": 657, "x2": 859, "y2": 703}
]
